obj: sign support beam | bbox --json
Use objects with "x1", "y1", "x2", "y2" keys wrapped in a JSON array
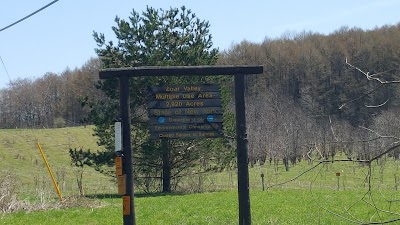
[
  {"x1": 119, "y1": 76, "x2": 135, "y2": 224},
  {"x1": 234, "y1": 74, "x2": 251, "y2": 225}
]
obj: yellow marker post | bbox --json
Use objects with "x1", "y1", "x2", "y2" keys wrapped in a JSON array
[{"x1": 36, "y1": 142, "x2": 63, "y2": 202}]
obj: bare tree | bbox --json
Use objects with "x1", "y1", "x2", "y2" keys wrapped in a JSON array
[{"x1": 246, "y1": 85, "x2": 315, "y2": 171}]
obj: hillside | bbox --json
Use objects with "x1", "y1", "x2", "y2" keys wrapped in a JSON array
[{"x1": 0, "y1": 126, "x2": 115, "y2": 198}]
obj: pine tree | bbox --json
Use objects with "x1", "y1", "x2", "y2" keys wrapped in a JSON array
[{"x1": 81, "y1": 6, "x2": 233, "y2": 192}]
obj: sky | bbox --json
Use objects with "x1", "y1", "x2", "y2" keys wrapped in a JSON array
[{"x1": 0, "y1": 0, "x2": 400, "y2": 89}]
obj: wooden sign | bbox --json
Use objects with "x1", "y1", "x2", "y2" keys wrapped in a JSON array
[
  {"x1": 148, "y1": 84, "x2": 223, "y2": 139},
  {"x1": 150, "y1": 130, "x2": 223, "y2": 139},
  {"x1": 122, "y1": 195, "x2": 130, "y2": 216},
  {"x1": 151, "y1": 123, "x2": 222, "y2": 132},
  {"x1": 148, "y1": 92, "x2": 220, "y2": 100},
  {"x1": 148, "y1": 99, "x2": 221, "y2": 109},
  {"x1": 149, "y1": 85, "x2": 220, "y2": 93},
  {"x1": 149, "y1": 107, "x2": 223, "y2": 117},
  {"x1": 118, "y1": 175, "x2": 126, "y2": 195},
  {"x1": 149, "y1": 115, "x2": 223, "y2": 124},
  {"x1": 115, "y1": 157, "x2": 123, "y2": 176}
]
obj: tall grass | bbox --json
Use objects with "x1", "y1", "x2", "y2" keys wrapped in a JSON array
[{"x1": 0, "y1": 171, "x2": 28, "y2": 213}]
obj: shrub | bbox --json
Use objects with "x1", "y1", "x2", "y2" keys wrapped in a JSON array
[{"x1": 53, "y1": 117, "x2": 66, "y2": 128}]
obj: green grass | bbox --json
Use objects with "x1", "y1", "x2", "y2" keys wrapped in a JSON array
[{"x1": 2, "y1": 190, "x2": 400, "y2": 224}]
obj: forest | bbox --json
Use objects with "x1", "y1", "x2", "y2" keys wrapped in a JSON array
[
  {"x1": 219, "y1": 24, "x2": 400, "y2": 169},
  {"x1": 1, "y1": 19, "x2": 400, "y2": 177}
]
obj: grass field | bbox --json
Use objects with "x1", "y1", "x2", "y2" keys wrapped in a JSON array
[
  {"x1": 0, "y1": 126, "x2": 115, "y2": 198},
  {"x1": 1, "y1": 127, "x2": 400, "y2": 224},
  {"x1": 2, "y1": 189, "x2": 400, "y2": 224}
]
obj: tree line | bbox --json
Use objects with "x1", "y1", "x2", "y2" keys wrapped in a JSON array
[{"x1": 0, "y1": 58, "x2": 104, "y2": 128}]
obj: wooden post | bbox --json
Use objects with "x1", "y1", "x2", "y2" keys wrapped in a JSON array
[
  {"x1": 336, "y1": 172, "x2": 340, "y2": 191},
  {"x1": 235, "y1": 74, "x2": 251, "y2": 225},
  {"x1": 120, "y1": 76, "x2": 135, "y2": 225},
  {"x1": 261, "y1": 173, "x2": 265, "y2": 191},
  {"x1": 161, "y1": 139, "x2": 171, "y2": 193}
]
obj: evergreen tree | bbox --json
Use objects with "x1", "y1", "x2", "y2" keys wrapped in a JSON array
[{"x1": 83, "y1": 6, "x2": 233, "y2": 192}]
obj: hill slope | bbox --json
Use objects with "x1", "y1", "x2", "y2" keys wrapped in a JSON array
[{"x1": 0, "y1": 126, "x2": 115, "y2": 198}]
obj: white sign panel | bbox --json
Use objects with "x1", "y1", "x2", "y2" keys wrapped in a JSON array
[{"x1": 115, "y1": 122, "x2": 122, "y2": 152}]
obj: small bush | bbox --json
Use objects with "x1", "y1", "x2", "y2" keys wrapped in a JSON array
[{"x1": 53, "y1": 117, "x2": 66, "y2": 128}]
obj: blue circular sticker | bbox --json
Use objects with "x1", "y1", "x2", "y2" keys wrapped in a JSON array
[
  {"x1": 158, "y1": 117, "x2": 166, "y2": 123},
  {"x1": 207, "y1": 115, "x2": 214, "y2": 122}
]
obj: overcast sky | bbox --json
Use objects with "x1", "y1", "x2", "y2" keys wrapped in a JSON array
[{"x1": 1, "y1": 0, "x2": 400, "y2": 89}]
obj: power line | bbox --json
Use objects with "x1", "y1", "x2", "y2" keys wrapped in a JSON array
[
  {"x1": 0, "y1": 56, "x2": 12, "y2": 83},
  {"x1": 0, "y1": 0, "x2": 60, "y2": 33}
]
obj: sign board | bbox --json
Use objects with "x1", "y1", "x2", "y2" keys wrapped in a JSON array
[
  {"x1": 149, "y1": 107, "x2": 223, "y2": 117},
  {"x1": 148, "y1": 84, "x2": 223, "y2": 139},
  {"x1": 149, "y1": 115, "x2": 223, "y2": 124},
  {"x1": 115, "y1": 157, "x2": 123, "y2": 176},
  {"x1": 118, "y1": 175, "x2": 126, "y2": 195},
  {"x1": 149, "y1": 92, "x2": 221, "y2": 101},
  {"x1": 122, "y1": 195, "x2": 130, "y2": 216},
  {"x1": 149, "y1": 85, "x2": 220, "y2": 93},
  {"x1": 115, "y1": 122, "x2": 122, "y2": 152},
  {"x1": 148, "y1": 99, "x2": 221, "y2": 109},
  {"x1": 151, "y1": 130, "x2": 222, "y2": 139},
  {"x1": 151, "y1": 123, "x2": 222, "y2": 132}
]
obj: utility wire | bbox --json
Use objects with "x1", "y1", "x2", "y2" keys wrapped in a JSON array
[
  {"x1": 0, "y1": 56, "x2": 12, "y2": 83},
  {"x1": 0, "y1": 0, "x2": 60, "y2": 33}
]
